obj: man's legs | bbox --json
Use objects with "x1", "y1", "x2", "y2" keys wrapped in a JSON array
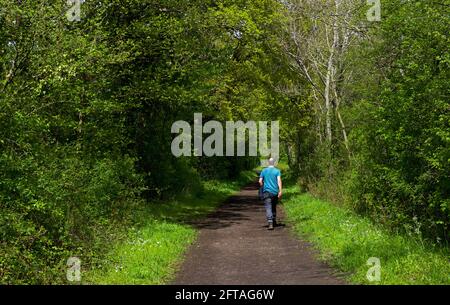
[
  {"x1": 264, "y1": 193, "x2": 277, "y2": 230},
  {"x1": 272, "y1": 196, "x2": 278, "y2": 226},
  {"x1": 264, "y1": 196, "x2": 273, "y2": 222},
  {"x1": 264, "y1": 194, "x2": 274, "y2": 222}
]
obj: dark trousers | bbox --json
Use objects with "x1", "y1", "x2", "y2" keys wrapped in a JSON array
[{"x1": 263, "y1": 192, "x2": 278, "y2": 223}]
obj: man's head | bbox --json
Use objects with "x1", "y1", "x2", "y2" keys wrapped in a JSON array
[{"x1": 268, "y1": 157, "x2": 275, "y2": 166}]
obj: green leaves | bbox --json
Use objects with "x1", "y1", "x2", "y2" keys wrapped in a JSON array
[
  {"x1": 0, "y1": 0, "x2": 284, "y2": 283},
  {"x1": 346, "y1": 0, "x2": 450, "y2": 240}
]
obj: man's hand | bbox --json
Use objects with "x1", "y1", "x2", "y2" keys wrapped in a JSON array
[{"x1": 278, "y1": 191, "x2": 282, "y2": 199}]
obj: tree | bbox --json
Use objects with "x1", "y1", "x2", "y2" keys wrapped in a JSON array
[{"x1": 280, "y1": 0, "x2": 367, "y2": 157}]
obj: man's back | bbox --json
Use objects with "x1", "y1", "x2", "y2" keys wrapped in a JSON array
[{"x1": 260, "y1": 166, "x2": 281, "y2": 195}]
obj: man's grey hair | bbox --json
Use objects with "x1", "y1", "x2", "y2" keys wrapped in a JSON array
[{"x1": 268, "y1": 158, "x2": 275, "y2": 166}]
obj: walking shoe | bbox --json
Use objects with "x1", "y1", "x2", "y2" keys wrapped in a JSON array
[{"x1": 268, "y1": 222, "x2": 274, "y2": 230}]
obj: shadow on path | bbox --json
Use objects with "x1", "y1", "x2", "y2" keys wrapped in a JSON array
[{"x1": 173, "y1": 181, "x2": 346, "y2": 285}]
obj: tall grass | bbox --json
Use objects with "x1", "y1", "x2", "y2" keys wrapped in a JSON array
[{"x1": 283, "y1": 185, "x2": 450, "y2": 285}]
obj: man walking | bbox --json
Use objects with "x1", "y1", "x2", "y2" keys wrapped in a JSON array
[{"x1": 259, "y1": 158, "x2": 282, "y2": 230}]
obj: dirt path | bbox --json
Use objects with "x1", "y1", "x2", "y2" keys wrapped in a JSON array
[{"x1": 173, "y1": 182, "x2": 345, "y2": 285}]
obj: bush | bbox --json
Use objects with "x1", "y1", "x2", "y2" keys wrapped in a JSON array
[{"x1": 0, "y1": 150, "x2": 144, "y2": 284}]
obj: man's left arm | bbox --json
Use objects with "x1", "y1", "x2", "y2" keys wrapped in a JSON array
[{"x1": 277, "y1": 175, "x2": 282, "y2": 199}]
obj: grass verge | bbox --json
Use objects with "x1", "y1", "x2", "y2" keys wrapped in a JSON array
[
  {"x1": 83, "y1": 171, "x2": 256, "y2": 284},
  {"x1": 283, "y1": 185, "x2": 450, "y2": 285}
]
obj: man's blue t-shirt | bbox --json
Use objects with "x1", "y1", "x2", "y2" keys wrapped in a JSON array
[{"x1": 260, "y1": 166, "x2": 281, "y2": 195}]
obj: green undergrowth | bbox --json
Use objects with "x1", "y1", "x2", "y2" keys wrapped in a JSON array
[
  {"x1": 83, "y1": 170, "x2": 256, "y2": 284},
  {"x1": 283, "y1": 185, "x2": 450, "y2": 285}
]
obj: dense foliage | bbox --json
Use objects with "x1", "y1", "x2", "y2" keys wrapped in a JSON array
[
  {"x1": 0, "y1": 0, "x2": 276, "y2": 283},
  {"x1": 280, "y1": 0, "x2": 450, "y2": 242},
  {"x1": 349, "y1": 0, "x2": 450, "y2": 240},
  {"x1": 1, "y1": 0, "x2": 448, "y2": 284}
]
